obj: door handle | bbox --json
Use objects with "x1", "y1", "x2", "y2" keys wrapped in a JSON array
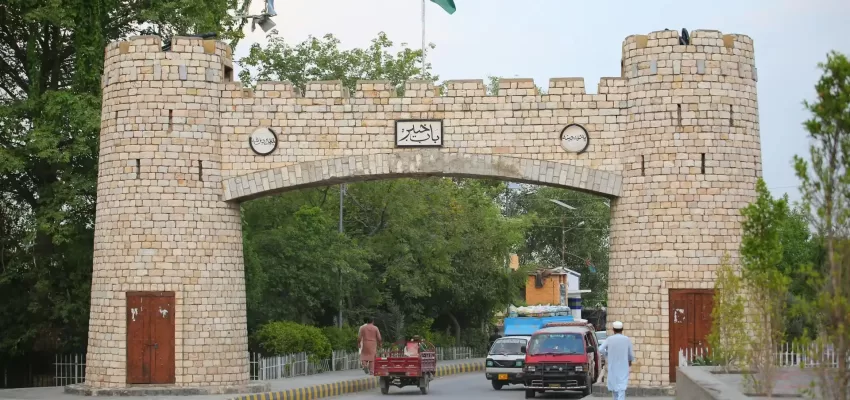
[{"x1": 154, "y1": 343, "x2": 159, "y2": 349}]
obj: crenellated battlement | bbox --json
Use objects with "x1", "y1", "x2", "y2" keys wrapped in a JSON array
[
  {"x1": 102, "y1": 29, "x2": 757, "y2": 95},
  {"x1": 622, "y1": 29, "x2": 754, "y2": 53},
  {"x1": 217, "y1": 77, "x2": 630, "y2": 101},
  {"x1": 105, "y1": 35, "x2": 233, "y2": 62},
  {"x1": 620, "y1": 29, "x2": 757, "y2": 82}
]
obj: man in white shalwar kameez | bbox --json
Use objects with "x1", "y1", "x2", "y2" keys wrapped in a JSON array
[{"x1": 598, "y1": 321, "x2": 634, "y2": 400}]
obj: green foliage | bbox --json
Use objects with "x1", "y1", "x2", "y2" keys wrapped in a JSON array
[
  {"x1": 405, "y1": 318, "x2": 436, "y2": 339},
  {"x1": 242, "y1": 177, "x2": 532, "y2": 337},
  {"x1": 792, "y1": 51, "x2": 850, "y2": 400},
  {"x1": 428, "y1": 331, "x2": 457, "y2": 348},
  {"x1": 707, "y1": 253, "x2": 748, "y2": 373},
  {"x1": 740, "y1": 179, "x2": 792, "y2": 396},
  {"x1": 238, "y1": 32, "x2": 438, "y2": 95},
  {"x1": 460, "y1": 328, "x2": 490, "y2": 355},
  {"x1": 253, "y1": 321, "x2": 332, "y2": 359},
  {"x1": 690, "y1": 356, "x2": 717, "y2": 367},
  {"x1": 506, "y1": 186, "x2": 611, "y2": 307},
  {"x1": 243, "y1": 202, "x2": 370, "y2": 330},
  {"x1": 321, "y1": 325, "x2": 359, "y2": 351},
  {"x1": 0, "y1": 0, "x2": 246, "y2": 358},
  {"x1": 136, "y1": 0, "x2": 252, "y2": 45}
]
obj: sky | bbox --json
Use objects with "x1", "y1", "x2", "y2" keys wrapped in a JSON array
[{"x1": 233, "y1": 0, "x2": 850, "y2": 204}]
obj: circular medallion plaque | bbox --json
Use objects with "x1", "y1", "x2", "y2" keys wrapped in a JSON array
[
  {"x1": 559, "y1": 124, "x2": 590, "y2": 154},
  {"x1": 249, "y1": 127, "x2": 278, "y2": 156}
]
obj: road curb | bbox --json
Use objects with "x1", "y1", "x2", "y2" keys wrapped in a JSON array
[{"x1": 230, "y1": 360, "x2": 484, "y2": 400}]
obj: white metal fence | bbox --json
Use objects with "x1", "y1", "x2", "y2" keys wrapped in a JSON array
[
  {"x1": 776, "y1": 342, "x2": 841, "y2": 368},
  {"x1": 51, "y1": 346, "x2": 480, "y2": 384},
  {"x1": 250, "y1": 346, "x2": 478, "y2": 381},
  {"x1": 678, "y1": 341, "x2": 844, "y2": 369},
  {"x1": 54, "y1": 354, "x2": 86, "y2": 386}
]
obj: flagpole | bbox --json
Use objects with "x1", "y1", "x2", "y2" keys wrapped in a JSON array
[{"x1": 421, "y1": 0, "x2": 426, "y2": 74}]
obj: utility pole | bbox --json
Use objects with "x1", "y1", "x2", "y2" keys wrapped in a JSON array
[
  {"x1": 338, "y1": 183, "x2": 346, "y2": 328},
  {"x1": 561, "y1": 215, "x2": 566, "y2": 268}
]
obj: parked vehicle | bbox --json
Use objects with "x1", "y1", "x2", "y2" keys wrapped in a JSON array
[
  {"x1": 485, "y1": 314, "x2": 575, "y2": 390},
  {"x1": 595, "y1": 330, "x2": 607, "y2": 348},
  {"x1": 485, "y1": 336, "x2": 531, "y2": 390},
  {"x1": 374, "y1": 339, "x2": 436, "y2": 395},
  {"x1": 521, "y1": 321, "x2": 601, "y2": 398}
]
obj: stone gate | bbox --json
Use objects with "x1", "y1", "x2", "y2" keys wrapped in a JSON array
[{"x1": 86, "y1": 29, "x2": 761, "y2": 390}]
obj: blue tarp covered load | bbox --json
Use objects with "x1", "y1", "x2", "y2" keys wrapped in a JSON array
[{"x1": 503, "y1": 315, "x2": 574, "y2": 336}]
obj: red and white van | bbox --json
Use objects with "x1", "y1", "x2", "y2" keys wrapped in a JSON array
[{"x1": 521, "y1": 321, "x2": 600, "y2": 397}]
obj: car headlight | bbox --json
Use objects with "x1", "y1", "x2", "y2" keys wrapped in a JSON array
[
  {"x1": 486, "y1": 359, "x2": 493, "y2": 367},
  {"x1": 525, "y1": 365, "x2": 536, "y2": 372},
  {"x1": 575, "y1": 365, "x2": 583, "y2": 372}
]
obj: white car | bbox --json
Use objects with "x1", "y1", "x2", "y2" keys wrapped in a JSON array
[
  {"x1": 485, "y1": 336, "x2": 531, "y2": 390},
  {"x1": 595, "y1": 330, "x2": 607, "y2": 380},
  {"x1": 595, "y1": 331, "x2": 607, "y2": 348}
]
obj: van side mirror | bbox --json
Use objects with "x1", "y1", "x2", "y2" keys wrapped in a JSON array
[
  {"x1": 586, "y1": 346, "x2": 595, "y2": 353},
  {"x1": 520, "y1": 346, "x2": 527, "y2": 354}
]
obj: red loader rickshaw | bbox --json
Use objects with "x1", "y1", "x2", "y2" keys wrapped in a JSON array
[{"x1": 373, "y1": 336, "x2": 437, "y2": 395}]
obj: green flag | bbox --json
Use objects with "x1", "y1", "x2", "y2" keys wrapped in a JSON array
[{"x1": 430, "y1": 0, "x2": 456, "y2": 14}]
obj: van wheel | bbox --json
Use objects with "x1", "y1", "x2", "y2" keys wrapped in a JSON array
[
  {"x1": 491, "y1": 381, "x2": 503, "y2": 390},
  {"x1": 583, "y1": 376, "x2": 593, "y2": 396},
  {"x1": 524, "y1": 389, "x2": 535, "y2": 398}
]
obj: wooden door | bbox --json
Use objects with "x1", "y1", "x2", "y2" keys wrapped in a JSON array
[
  {"x1": 668, "y1": 289, "x2": 714, "y2": 383},
  {"x1": 127, "y1": 292, "x2": 175, "y2": 384}
]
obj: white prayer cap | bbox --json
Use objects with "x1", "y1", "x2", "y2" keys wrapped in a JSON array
[{"x1": 612, "y1": 321, "x2": 624, "y2": 329}]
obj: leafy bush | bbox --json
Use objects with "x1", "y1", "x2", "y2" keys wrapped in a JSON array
[
  {"x1": 322, "y1": 325, "x2": 359, "y2": 351},
  {"x1": 429, "y1": 331, "x2": 457, "y2": 348},
  {"x1": 690, "y1": 356, "x2": 717, "y2": 366},
  {"x1": 405, "y1": 318, "x2": 435, "y2": 339},
  {"x1": 253, "y1": 321, "x2": 332, "y2": 359},
  {"x1": 461, "y1": 328, "x2": 489, "y2": 354}
]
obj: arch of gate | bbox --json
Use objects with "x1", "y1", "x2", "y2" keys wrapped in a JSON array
[
  {"x1": 222, "y1": 150, "x2": 623, "y2": 201},
  {"x1": 85, "y1": 29, "x2": 761, "y2": 392}
]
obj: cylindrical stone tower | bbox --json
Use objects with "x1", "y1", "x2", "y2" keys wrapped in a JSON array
[
  {"x1": 86, "y1": 36, "x2": 249, "y2": 389},
  {"x1": 607, "y1": 29, "x2": 760, "y2": 387}
]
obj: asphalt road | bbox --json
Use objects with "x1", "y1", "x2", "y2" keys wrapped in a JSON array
[{"x1": 331, "y1": 373, "x2": 673, "y2": 400}]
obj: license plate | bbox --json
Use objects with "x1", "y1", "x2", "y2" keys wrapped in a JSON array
[
  {"x1": 497, "y1": 374, "x2": 508, "y2": 380},
  {"x1": 548, "y1": 383, "x2": 561, "y2": 388}
]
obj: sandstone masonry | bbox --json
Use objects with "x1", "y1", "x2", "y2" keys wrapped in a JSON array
[{"x1": 88, "y1": 29, "x2": 761, "y2": 389}]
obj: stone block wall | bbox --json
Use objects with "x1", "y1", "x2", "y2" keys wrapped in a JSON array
[
  {"x1": 218, "y1": 76, "x2": 630, "y2": 180},
  {"x1": 89, "y1": 29, "x2": 761, "y2": 389},
  {"x1": 609, "y1": 29, "x2": 760, "y2": 386},
  {"x1": 89, "y1": 36, "x2": 247, "y2": 388}
]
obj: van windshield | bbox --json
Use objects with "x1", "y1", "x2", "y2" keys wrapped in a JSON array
[
  {"x1": 527, "y1": 333, "x2": 584, "y2": 355},
  {"x1": 489, "y1": 338, "x2": 527, "y2": 355}
]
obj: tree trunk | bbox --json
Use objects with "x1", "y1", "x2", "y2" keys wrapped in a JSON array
[{"x1": 447, "y1": 312, "x2": 461, "y2": 346}]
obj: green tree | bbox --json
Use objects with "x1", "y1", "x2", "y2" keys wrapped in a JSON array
[
  {"x1": 506, "y1": 185, "x2": 611, "y2": 307},
  {"x1": 242, "y1": 200, "x2": 370, "y2": 330},
  {"x1": 238, "y1": 32, "x2": 438, "y2": 94},
  {"x1": 793, "y1": 51, "x2": 850, "y2": 400},
  {"x1": 0, "y1": 0, "x2": 248, "y2": 358},
  {"x1": 739, "y1": 179, "x2": 792, "y2": 396},
  {"x1": 777, "y1": 203, "x2": 824, "y2": 341},
  {"x1": 707, "y1": 253, "x2": 748, "y2": 373}
]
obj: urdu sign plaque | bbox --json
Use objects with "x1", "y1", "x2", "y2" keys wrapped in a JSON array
[
  {"x1": 249, "y1": 127, "x2": 278, "y2": 156},
  {"x1": 395, "y1": 120, "x2": 443, "y2": 147}
]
